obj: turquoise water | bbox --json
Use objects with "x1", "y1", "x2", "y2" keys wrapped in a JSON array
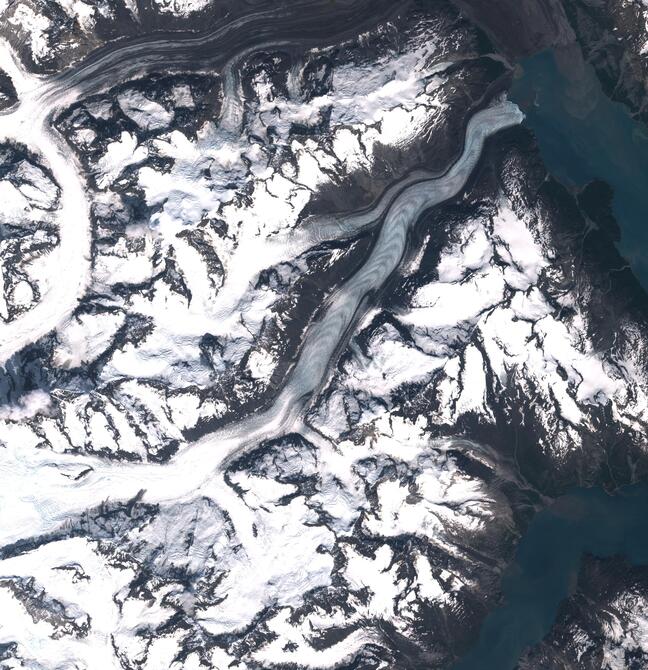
[
  {"x1": 454, "y1": 485, "x2": 648, "y2": 670},
  {"x1": 509, "y1": 50, "x2": 648, "y2": 286},
  {"x1": 454, "y1": 49, "x2": 648, "y2": 669}
]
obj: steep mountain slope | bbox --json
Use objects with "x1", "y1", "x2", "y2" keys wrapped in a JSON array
[{"x1": 0, "y1": 0, "x2": 647, "y2": 668}]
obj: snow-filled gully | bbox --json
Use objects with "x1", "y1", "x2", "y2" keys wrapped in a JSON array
[{"x1": 0, "y1": 38, "x2": 522, "y2": 554}]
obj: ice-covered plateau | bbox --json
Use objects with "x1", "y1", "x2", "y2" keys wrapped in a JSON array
[{"x1": 0, "y1": 0, "x2": 647, "y2": 668}]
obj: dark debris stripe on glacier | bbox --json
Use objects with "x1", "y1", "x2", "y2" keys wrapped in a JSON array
[{"x1": 0, "y1": 0, "x2": 648, "y2": 669}]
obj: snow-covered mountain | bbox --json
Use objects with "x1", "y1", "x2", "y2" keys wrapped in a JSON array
[{"x1": 0, "y1": 0, "x2": 647, "y2": 668}]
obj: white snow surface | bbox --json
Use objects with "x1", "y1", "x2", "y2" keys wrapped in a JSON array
[
  {"x1": 8, "y1": 17, "x2": 469, "y2": 459},
  {"x1": 1, "y1": 7, "x2": 648, "y2": 669},
  {"x1": 153, "y1": 0, "x2": 211, "y2": 15},
  {"x1": 0, "y1": 36, "x2": 525, "y2": 666}
]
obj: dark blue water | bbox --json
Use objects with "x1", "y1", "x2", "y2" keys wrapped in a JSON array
[
  {"x1": 508, "y1": 49, "x2": 648, "y2": 286},
  {"x1": 454, "y1": 485, "x2": 648, "y2": 670},
  {"x1": 453, "y1": 48, "x2": 648, "y2": 669}
]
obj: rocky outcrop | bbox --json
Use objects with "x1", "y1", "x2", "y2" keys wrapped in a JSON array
[{"x1": 519, "y1": 554, "x2": 648, "y2": 669}]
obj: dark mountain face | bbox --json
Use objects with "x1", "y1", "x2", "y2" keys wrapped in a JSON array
[
  {"x1": 0, "y1": 0, "x2": 646, "y2": 668},
  {"x1": 519, "y1": 552, "x2": 648, "y2": 670}
]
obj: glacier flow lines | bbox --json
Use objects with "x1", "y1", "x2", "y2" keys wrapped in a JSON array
[
  {"x1": 0, "y1": 40, "x2": 92, "y2": 367},
  {"x1": 0, "y1": 100, "x2": 523, "y2": 556}
]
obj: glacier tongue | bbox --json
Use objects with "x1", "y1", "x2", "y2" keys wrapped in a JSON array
[{"x1": 0, "y1": 1, "x2": 647, "y2": 668}]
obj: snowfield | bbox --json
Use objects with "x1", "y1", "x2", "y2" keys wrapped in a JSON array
[{"x1": 0, "y1": 2, "x2": 648, "y2": 668}]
